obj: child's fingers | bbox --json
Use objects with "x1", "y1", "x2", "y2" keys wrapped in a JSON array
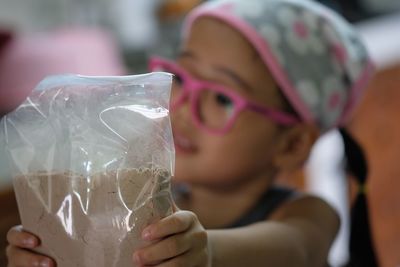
[
  {"x1": 142, "y1": 210, "x2": 196, "y2": 241},
  {"x1": 5, "y1": 245, "x2": 55, "y2": 267},
  {"x1": 134, "y1": 233, "x2": 190, "y2": 265},
  {"x1": 140, "y1": 249, "x2": 207, "y2": 267},
  {"x1": 6, "y1": 225, "x2": 40, "y2": 248},
  {"x1": 171, "y1": 201, "x2": 180, "y2": 212}
]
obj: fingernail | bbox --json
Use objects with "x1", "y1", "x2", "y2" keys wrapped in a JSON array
[
  {"x1": 133, "y1": 253, "x2": 141, "y2": 265},
  {"x1": 40, "y1": 258, "x2": 51, "y2": 267},
  {"x1": 23, "y1": 237, "x2": 35, "y2": 247},
  {"x1": 142, "y1": 228, "x2": 151, "y2": 240}
]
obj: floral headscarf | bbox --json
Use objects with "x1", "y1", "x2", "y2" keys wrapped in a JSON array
[{"x1": 183, "y1": 0, "x2": 374, "y2": 131}]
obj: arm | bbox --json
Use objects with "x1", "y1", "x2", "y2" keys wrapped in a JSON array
[
  {"x1": 208, "y1": 195, "x2": 339, "y2": 267},
  {"x1": 134, "y1": 195, "x2": 339, "y2": 267}
]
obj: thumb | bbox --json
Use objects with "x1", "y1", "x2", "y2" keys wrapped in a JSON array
[{"x1": 172, "y1": 200, "x2": 181, "y2": 212}]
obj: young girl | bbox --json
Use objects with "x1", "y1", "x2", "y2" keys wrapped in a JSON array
[{"x1": 5, "y1": 0, "x2": 375, "y2": 266}]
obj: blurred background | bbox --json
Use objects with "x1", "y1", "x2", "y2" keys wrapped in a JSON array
[{"x1": 0, "y1": 0, "x2": 399, "y2": 266}]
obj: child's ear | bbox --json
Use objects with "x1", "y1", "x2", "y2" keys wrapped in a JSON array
[{"x1": 273, "y1": 124, "x2": 320, "y2": 171}]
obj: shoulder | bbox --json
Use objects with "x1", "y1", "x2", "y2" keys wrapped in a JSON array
[
  {"x1": 269, "y1": 193, "x2": 340, "y2": 238},
  {"x1": 269, "y1": 193, "x2": 340, "y2": 266},
  {"x1": 270, "y1": 193, "x2": 339, "y2": 225}
]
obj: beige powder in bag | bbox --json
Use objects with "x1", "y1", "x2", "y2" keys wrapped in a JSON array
[{"x1": 13, "y1": 167, "x2": 173, "y2": 267}]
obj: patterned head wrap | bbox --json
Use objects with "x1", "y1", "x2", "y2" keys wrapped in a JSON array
[{"x1": 183, "y1": 0, "x2": 374, "y2": 131}]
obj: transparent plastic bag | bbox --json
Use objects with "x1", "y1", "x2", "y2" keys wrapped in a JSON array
[{"x1": 1, "y1": 72, "x2": 175, "y2": 266}]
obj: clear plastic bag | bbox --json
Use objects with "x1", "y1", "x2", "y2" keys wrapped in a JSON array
[{"x1": 1, "y1": 72, "x2": 174, "y2": 266}]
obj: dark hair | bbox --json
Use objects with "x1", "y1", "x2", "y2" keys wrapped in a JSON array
[
  {"x1": 276, "y1": 86, "x2": 301, "y2": 122},
  {"x1": 0, "y1": 30, "x2": 13, "y2": 55},
  {"x1": 339, "y1": 128, "x2": 378, "y2": 267},
  {"x1": 277, "y1": 82, "x2": 378, "y2": 266}
]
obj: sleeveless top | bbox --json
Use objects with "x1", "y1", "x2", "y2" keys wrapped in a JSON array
[{"x1": 227, "y1": 186, "x2": 297, "y2": 228}]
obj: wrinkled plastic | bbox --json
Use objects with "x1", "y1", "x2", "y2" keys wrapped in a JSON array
[{"x1": 1, "y1": 72, "x2": 175, "y2": 266}]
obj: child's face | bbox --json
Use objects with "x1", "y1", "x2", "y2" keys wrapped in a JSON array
[{"x1": 171, "y1": 17, "x2": 289, "y2": 188}]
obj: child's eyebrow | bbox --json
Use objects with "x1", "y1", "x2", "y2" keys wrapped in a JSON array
[
  {"x1": 178, "y1": 50, "x2": 195, "y2": 59},
  {"x1": 178, "y1": 51, "x2": 254, "y2": 93},
  {"x1": 213, "y1": 66, "x2": 254, "y2": 93}
]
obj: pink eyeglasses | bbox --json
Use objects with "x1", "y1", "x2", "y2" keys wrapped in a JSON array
[{"x1": 149, "y1": 57, "x2": 299, "y2": 134}]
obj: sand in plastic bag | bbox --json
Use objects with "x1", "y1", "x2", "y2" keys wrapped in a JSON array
[{"x1": 2, "y1": 72, "x2": 175, "y2": 266}]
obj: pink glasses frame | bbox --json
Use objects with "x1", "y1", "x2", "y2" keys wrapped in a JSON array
[{"x1": 149, "y1": 56, "x2": 299, "y2": 134}]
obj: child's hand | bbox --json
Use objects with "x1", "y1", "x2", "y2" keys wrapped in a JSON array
[
  {"x1": 6, "y1": 225, "x2": 55, "y2": 267},
  {"x1": 134, "y1": 210, "x2": 210, "y2": 267}
]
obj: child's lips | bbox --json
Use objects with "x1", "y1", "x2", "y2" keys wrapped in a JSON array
[{"x1": 173, "y1": 133, "x2": 196, "y2": 154}]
